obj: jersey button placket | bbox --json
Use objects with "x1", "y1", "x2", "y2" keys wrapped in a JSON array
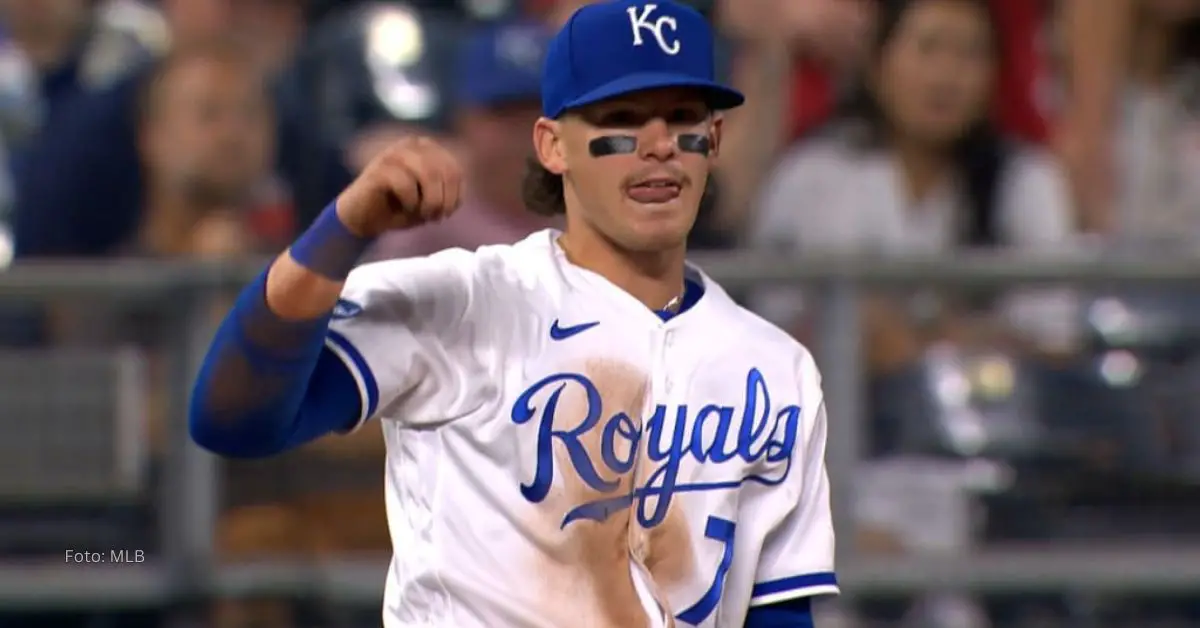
[
  {"x1": 635, "y1": 328, "x2": 670, "y2": 543},
  {"x1": 662, "y1": 330, "x2": 676, "y2": 393},
  {"x1": 625, "y1": 331, "x2": 659, "y2": 620},
  {"x1": 645, "y1": 328, "x2": 679, "y2": 623}
]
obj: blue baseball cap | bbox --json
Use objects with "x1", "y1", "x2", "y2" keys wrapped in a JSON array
[
  {"x1": 541, "y1": 0, "x2": 744, "y2": 119},
  {"x1": 456, "y1": 19, "x2": 549, "y2": 108}
]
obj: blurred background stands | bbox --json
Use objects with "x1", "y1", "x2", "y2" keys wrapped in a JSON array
[{"x1": 1, "y1": 0, "x2": 1200, "y2": 627}]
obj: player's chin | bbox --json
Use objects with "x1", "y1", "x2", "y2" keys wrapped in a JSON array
[
  {"x1": 621, "y1": 195, "x2": 694, "y2": 222},
  {"x1": 618, "y1": 200, "x2": 694, "y2": 250}
]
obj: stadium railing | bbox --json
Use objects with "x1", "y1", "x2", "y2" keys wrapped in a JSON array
[{"x1": 3, "y1": 252, "x2": 1200, "y2": 608}]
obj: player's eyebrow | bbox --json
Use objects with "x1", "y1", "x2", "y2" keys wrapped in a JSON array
[{"x1": 582, "y1": 103, "x2": 711, "y2": 128}]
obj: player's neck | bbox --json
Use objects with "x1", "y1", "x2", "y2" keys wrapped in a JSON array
[{"x1": 558, "y1": 226, "x2": 687, "y2": 312}]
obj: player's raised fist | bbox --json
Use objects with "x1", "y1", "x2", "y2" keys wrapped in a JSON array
[{"x1": 335, "y1": 135, "x2": 464, "y2": 239}]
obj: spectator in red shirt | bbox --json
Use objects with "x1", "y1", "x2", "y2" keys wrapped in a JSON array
[
  {"x1": 987, "y1": 0, "x2": 1051, "y2": 143},
  {"x1": 714, "y1": 0, "x2": 1133, "y2": 237},
  {"x1": 782, "y1": 0, "x2": 1123, "y2": 144},
  {"x1": 713, "y1": 0, "x2": 875, "y2": 232},
  {"x1": 778, "y1": 0, "x2": 1052, "y2": 143}
]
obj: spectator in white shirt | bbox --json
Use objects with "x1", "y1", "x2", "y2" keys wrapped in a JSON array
[
  {"x1": 1104, "y1": 0, "x2": 1200, "y2": 249},
  {"x1": 748, "y1": 0, "x2": 1080, "y2": 370}
]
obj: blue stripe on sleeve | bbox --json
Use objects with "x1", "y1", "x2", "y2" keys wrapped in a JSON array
[
  {"x1": 751, "y1": 572, "x2": 839, "y2": 601},
  {"x1": 325, "y1": 328, "x2": 380, "y2": 423}
]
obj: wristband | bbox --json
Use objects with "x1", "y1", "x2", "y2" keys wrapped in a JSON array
[{"x1": 289, "y1": 201, "x2": 373, "y2": 280}]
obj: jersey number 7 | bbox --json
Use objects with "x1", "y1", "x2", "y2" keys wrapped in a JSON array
[{"x1": 674, "y1": 516, "x2": 736, "y2": 625}]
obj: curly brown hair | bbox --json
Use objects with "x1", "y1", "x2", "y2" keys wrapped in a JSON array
[{"x1": 521, "y1": 155, "x2": 566, "y2": 216}]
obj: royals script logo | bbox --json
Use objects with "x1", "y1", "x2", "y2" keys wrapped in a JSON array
[{"x1": 511, "y1": 368, "x2": 801, "y2": 529}]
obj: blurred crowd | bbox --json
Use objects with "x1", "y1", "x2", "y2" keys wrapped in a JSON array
[{"x1": 5, "y1": 0, "x2": 1200, "y2": 626}]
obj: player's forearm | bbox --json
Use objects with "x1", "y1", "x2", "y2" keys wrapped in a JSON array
[
  {"x1": 188, "y1": 202, "x2": 372, "y2": 456},
  {"x1": 264, "y1": 253, "x2": 345, "y2": 320},
  {"x1": 267, "y1": 201, "x2": 374, "y2": 319}
]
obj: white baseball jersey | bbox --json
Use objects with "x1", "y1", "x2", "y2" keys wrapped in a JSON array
[{"x1": 324, "y1": 229, "x2": 838, "y2": 628}]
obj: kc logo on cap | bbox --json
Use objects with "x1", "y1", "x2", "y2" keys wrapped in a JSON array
[
  {"x1": 539, "y1": 0, "x2": 745, "y2": 119},
  {"x1": 628, "y1": 4, "x2": 681, "y2": 55}
]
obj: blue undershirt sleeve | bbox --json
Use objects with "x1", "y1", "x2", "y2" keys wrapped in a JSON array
[
  {"x1": 744, "y1": 597, "x2": 814, "y2": 628},
  {"x1": 188, "y1": 202, "x2": 373, "y2": 457},
  {"x1": 188, "y1": 270, "x2": 364, "y2": 457}
]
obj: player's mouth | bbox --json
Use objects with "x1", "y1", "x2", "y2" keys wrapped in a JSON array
[{"x1": 626, "y1": 177, "x2": 682, "y2": 205}]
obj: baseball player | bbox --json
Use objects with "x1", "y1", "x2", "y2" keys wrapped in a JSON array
[{"x1": 189, "y1": 1, "x2": 838, "y2": 626}]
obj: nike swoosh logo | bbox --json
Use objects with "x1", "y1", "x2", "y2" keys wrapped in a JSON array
[{"x1": 550, "y1": 319, "x2": 600, "y2": 340}]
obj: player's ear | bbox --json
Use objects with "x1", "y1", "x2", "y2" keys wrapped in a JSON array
[
  {"x1": 533, "y1": 117, "x2": 567, "y2": 175},
  {"x1": 707, "y1": 114, "x2": 724, "y2": 161}
]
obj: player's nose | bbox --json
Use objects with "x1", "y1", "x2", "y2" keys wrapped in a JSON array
[{"x1": 638, "y1": 118, "x2": 677, "y2": 161}]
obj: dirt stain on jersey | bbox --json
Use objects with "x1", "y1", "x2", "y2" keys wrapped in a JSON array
[
  {"x1": 641, "y1": 498, "x2": 694, "y2": 587},
  {"x1": 528, "y1": 357, "x2": 700, "y2": 628},
  {"x1": 527, "y1": 358, "x2": 694, "y2": 628}
]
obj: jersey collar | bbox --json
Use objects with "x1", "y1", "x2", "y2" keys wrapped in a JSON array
[{"x1": 541, "y1": 229, "x2": 713, "y2": 328}]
